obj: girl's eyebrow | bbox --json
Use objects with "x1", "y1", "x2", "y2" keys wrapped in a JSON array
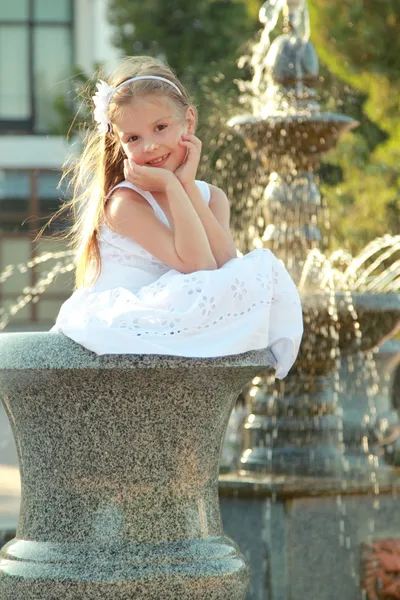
[{"x1": 152, "y1": 115, "x2": 171, "y2": 124}]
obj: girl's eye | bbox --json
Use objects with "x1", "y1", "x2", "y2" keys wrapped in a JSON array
[{"x1": 127, "y1": 125, "x2": 166, "y2": 143}]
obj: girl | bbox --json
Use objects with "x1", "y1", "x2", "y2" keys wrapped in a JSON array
[{"x1": 51, "y1": 56, "x2": 303, "y2": 379}]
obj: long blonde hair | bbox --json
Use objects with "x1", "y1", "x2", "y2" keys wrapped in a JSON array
[{"x1": 43, "y1": 56, "x2": 193, "y2": 289}]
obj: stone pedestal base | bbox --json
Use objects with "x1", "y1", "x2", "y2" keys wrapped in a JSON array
[
  {"x1": 0, "y1": 332, "x2": 274, "y2": 599},
  {"x1": 0, "y1": 537, "x2": 248, "y2": 600}
]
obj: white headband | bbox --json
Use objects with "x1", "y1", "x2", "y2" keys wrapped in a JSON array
[{"x1": 92, "y1": 75, "x2": 183, "y2": 135}]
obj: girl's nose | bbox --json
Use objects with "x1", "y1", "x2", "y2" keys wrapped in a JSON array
[{"x1": 143, "y1": 141, "x2": 160, "y2": 152}]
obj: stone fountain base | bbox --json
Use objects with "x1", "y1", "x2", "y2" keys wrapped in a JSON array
[
  {"x1": 220, "y1": 473, "x2": 400, "y2": 600},
  {"x1": 218, "y1": 342, "x2": 400, "y2": 600}
]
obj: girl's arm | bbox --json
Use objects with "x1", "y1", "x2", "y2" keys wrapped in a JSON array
[
  {"x1": 181, "y1": 181, "x2": 237, "y2": 268},
  {"x1": 165, "y1": 176, "x2": 217, "y2": 271},
  {"x1": 108, "y1": 162, "x2": 217, "y2": 273},
  {"x1": 175, "y1": 134, "x2": 237, "y2": 268}
]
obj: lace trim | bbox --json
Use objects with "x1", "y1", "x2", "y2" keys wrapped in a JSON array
[{"x1": 54, "y1": 251, "x2": 301, "y2": 346}]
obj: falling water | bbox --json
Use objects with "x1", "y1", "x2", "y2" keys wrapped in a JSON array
[{"x1": 0, "y1": 251, "x2": 74, "y2": 331}]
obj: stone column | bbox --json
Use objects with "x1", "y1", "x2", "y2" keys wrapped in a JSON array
[{"x1": 0, "y1": 332, "x2": 275, "y2": 599}]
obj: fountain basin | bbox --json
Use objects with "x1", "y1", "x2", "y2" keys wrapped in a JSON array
[
  {"x1": 0, "y1": 332, "x2": 275, "y2": 599},
  {"x1": 229, "y1": 113, "x2": 358, "y2": 159},
  {"x1": 303, "y1": 292, "x2": 400, "y2": 355}
]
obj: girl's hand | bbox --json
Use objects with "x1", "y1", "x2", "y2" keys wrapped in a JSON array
[
  {"x1": 124, "y1": 159, "x2": 175, "y2": 193},
  {"x1": 175, "y1": 134, "x2": 202, "y2": 186}
]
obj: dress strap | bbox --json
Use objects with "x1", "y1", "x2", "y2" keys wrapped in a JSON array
[
  {"x1": 194, "y1": 180, "x2": 211, "y2": 204},
  {"x1": 104, "y1": 181, "x2": 162, "y2": 217},
  {"x1": 106, "y1": 180, "x2": 210, "y2": 205}
]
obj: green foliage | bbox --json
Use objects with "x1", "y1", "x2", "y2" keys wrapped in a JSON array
[
  {"x1": 107, "y1": 0, "x2": 400, "y2": 252},
  {"x1": 108, "y1": 0, "x2": 258, "y2": 95},
  {"x1": 308, "y1": 0, "x2": 400, "y2": 252}
]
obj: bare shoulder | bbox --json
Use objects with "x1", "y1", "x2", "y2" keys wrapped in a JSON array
[
  {"x1": 105, "y1": 186, "x2": 148, "y2": 212},
  {"x1": 208, "y1": 184, "x2": 229, "y2": 204},
  {"x1": 104, "y1": 186, "x2": 151, "y2": 226},
  {"x1": 208, "y1": 184, "x2": 231, "y2": 230}
]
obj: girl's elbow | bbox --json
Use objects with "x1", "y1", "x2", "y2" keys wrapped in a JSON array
[
  {"x1": 205, "y1": 256, "x2": 218, "y2": 271},
  {"x1": 203, "y1": 262, "x2": 218, "y2": 272},
  {"x1": 196, "y1": 260, "x2": 218, "y2": 272},
  {"x1": 216, "y1": 249, "x2": 237, "y2": 269},
  {"x1": 190, "y1": 256, "x2": 218, "y2": 272}
]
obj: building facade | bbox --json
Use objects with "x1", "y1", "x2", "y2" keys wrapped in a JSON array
[{"x1": 0, "y1": 0, "x2": 120, "y2": 330}]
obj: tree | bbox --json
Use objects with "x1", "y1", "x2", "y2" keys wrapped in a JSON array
[
  {"x1": 108, "y1": 0, "x2": 400, "y2": 253},
  {"x1": 108, "y1": 0, "x2": 258, "y2": 95},
  {"x1": 308, "y1": 0, "x2": 400, "y2": 253}
]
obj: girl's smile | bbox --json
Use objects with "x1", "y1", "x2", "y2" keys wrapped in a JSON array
[
  {"x1": 146, "y1": 153, "x2": 171, "y2": 167},
  {"x1": 113, "y1": 95, "x2": 195, "y2": 172}
]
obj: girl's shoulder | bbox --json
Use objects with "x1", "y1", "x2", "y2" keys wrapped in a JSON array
[
  {"x1": 105, "y1": 180, "x2": 149, "y2": 203},
  {"x1": 205, "y1": 184, "x2": 232, "y2": 230},
  {"x1": 206, "y1": 183, "x2": 230, "y2": 208}
]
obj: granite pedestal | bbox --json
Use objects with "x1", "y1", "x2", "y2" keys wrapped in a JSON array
[{"x1": 0, "y1": 332, "x2": 275, "y2": 599}]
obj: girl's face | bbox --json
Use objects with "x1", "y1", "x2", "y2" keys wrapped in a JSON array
[{"x1": 113, "y1": 94, "x2": 196, "y2": 172}]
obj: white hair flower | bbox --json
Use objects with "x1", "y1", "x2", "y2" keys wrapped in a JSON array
[{"x1": 92, "y1": 79, "x2": 115, "y2": 135}]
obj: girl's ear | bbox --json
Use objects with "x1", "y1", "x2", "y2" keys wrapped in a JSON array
[{"x1": 185, "y1": 106, "x2": 197, "y2": 134}]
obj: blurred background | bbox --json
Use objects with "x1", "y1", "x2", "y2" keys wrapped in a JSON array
[{"x1": 0, "y1": 0, "x2": 399, "y2": 331}]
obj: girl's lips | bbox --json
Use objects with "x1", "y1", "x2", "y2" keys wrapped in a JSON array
[{"x1": 146, "y1": 153, "x2": 170, "y2": 167}]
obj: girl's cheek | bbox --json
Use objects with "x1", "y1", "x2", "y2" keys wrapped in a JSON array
[
  {"x1": 121, "y1": 143, "x2": 130, "y2": 158},
  {"x1": 124, "y1": 148, "x2": 137, "y2": 161}
]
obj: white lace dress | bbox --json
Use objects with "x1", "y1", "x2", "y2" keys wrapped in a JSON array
[{"x1": 51, "y1": 179, "x2": 303, "y2": 378}]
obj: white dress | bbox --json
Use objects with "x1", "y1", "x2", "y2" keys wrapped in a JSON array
[{"x1": 51, "y1": 179, "x2": 303, "y2": 379}]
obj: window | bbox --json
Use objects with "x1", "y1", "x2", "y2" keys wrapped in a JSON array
[
  {"x1": 0, "y1": 169, "x2": 73, "y2": 329},
  {"x1": 0, "y1": 171, "x2": 30, "y2": 215},
  {"x1": 0, "y1": 0, "x2": 73, "y2": 134},
  {"x1": 0, "y1": 168, "x2": 72, "y2": 232}
]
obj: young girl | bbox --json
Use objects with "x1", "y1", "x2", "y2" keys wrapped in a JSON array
[{"x1": 51, "y1": 55, "x2": 303, "y2": 379}]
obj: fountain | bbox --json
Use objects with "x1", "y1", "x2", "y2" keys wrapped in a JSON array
[
  {"x1": 225, "y1": 0, "x2": 400, "y2": 480},
  {"x1": 216, "y1": 1, "x2": 400, "y2": 599},
  {"x1": 0, "y1": 250, "x2": 74, "y2": 331}
]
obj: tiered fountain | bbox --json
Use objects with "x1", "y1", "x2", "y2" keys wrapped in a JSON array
[
  {"x1": 218, "y1": 1, "x2": 400, "y2": 599},
  {"x1": 224, "y1": 0, "x2": 400, "y2": 479}
]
